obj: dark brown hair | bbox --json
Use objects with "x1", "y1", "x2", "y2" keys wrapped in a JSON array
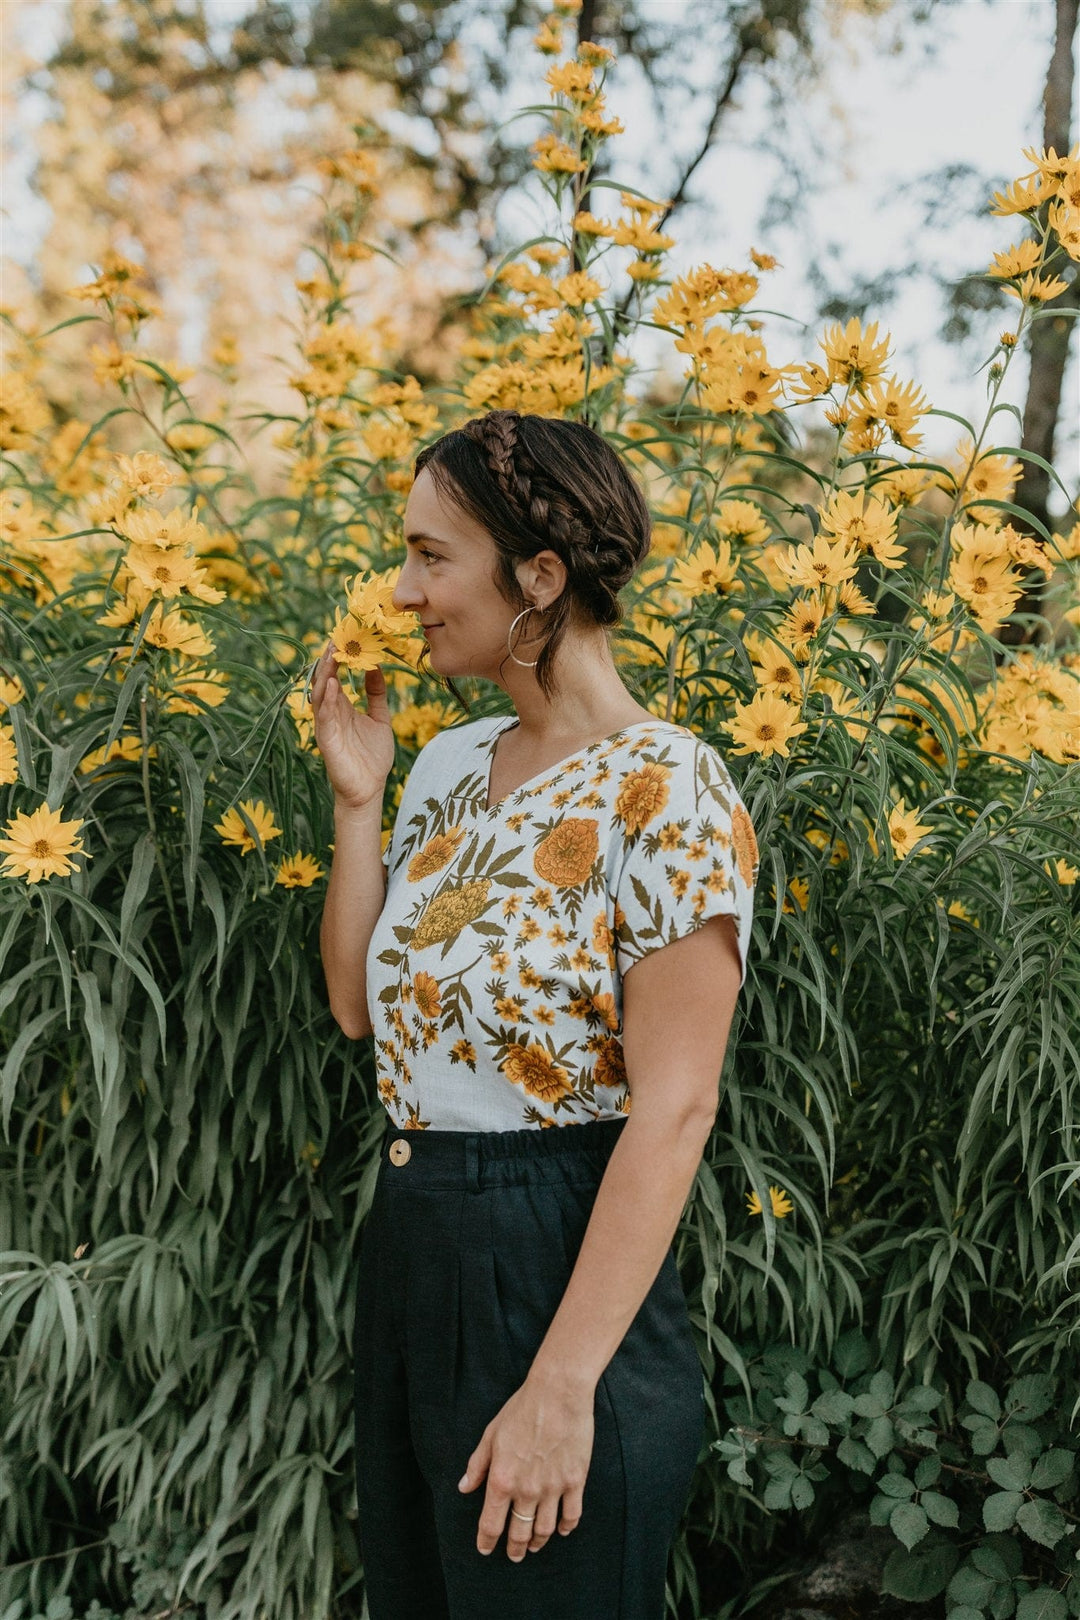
[{"x1": 412, "y1": 409, "x2": 652, "y2": 705}]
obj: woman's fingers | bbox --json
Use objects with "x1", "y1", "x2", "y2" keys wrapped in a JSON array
[
  {"x1": 528, "y1": 1493, "x2": 559, "y2": 1553},
  {"x1": 557, "y1": 1483, "x2": 584, "y2": 1536},
  {"x1": 309, "y1": 642, "x2": 336, "y2": 711},
  {"x1": 362, "y1": 662, "x2": 390, "y2": 723},
  {"x1": 504, "y1": 1500, "x2": 539, "y2": 1564}
]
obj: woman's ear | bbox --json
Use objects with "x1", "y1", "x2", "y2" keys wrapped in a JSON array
[{"x1": 525, "y1": 549, "x2": 568, "y2": 604}]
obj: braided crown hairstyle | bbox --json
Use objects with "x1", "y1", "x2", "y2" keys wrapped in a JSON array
[{"x1": 412, "y1": 409, "x2": 652, "y2": 704}]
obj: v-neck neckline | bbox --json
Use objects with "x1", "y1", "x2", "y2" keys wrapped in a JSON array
[{"x1": 480, "y1": 716, "x2": 674, "y2": 816}]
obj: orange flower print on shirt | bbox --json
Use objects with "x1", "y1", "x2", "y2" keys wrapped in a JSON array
[
  {"x1": 591, "y1": 1036, "x2": 628, "y2": 1088},
  {"x1": 407, "y1": 824, "x2": 467, "y2": 882},
  {"x1": 614, "y1": 761, "x2": 671, "y2": 835},
  {"x1": 533, "y1": 817, "x2": 599, "y2": 886},
  {"x1": 592, "y1": 913, "x2": 616, "y2": 967},
  {"x1": 501, "y1": 1041, "x2": 573, "y2": 1104},
  {"x1": 411, "y1": 878, "x2": 492, "y2": 949},
  {"x1": 591, "y1": 991, "x2": 619, "y2": 1030},
  {"x1": 732, "y1": 802, "x2": 759, "y2": 886},
  {"x1": 412, "y1": 970, "x2": 442, "y2": 1019}
]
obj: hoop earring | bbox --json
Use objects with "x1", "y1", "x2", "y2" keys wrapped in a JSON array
[{"x1": 506, "y1": 603, "x2": 545, "y2": 668}]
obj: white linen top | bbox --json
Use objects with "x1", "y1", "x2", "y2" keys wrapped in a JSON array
[{"x1": 365, "y1": 715, "x2": 758, "y2": 1131}]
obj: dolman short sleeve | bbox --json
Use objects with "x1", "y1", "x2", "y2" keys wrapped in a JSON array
[{"x1": 611, "y1": 736, "x2": 757, "y2": 988}]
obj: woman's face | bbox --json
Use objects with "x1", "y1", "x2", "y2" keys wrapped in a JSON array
[{"x1": 393, "y1": 467, "x2": 558, "y2": 684}]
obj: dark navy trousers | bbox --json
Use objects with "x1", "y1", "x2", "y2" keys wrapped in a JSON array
[{"x1": 352, "y1": 1117, "x2": 705, "y2": 1620}]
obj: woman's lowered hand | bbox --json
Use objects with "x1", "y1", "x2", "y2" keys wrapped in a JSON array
[{"x1": 457, "y1": 1371, "x2": 595, "y2": 1561}]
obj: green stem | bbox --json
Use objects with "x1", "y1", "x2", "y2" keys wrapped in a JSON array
[{"x1": 140, "y1": 684, "x2": 184, "y2": 961}]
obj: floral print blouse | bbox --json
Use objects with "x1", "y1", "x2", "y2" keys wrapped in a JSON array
[{"x1": 365, "y1": 715, "x2": 758, "y2": 1131}]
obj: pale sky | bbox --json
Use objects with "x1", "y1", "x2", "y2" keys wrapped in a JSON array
[{"x1": 5, "y1": 0, "x2": 1077, "y2": 505}]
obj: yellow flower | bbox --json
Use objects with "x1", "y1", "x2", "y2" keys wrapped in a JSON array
[
  {"x1": 819, "y1": 488, "x2": 904, "y2": 569},
  {"x1": 545, "y1": 61, "x2": 595, "y2": 99},
  {"x1": 1046, "y1": 858, "x2": 1078, "y2": 885},
  {"x1": 531, "y1": 133, "x2": 587, "y2": 174},
  {"x1": 124, "y1": 545, "x2": 205, "y2": 599},
  {"x1": 776, "y1": 533, "x2": 859, "y2": 593},
  {"x1": 884, "y1": 799, "x2": 933, "y2": 859},
  {"x1": 747, "y1": 1185, "x2": 794, "y2": 1218},
  {"x1": 0, "y1": 725, "x2": 17, "y2": 786},
  {"x1": 113, "y1": 452, "x2": 180, "y2": 498},
  {"x1": 723, "y1": 690, "x2": 809, "y2": 759},
  {"x1": 0, "y1": 802, "x2": 90, "y2": 884},
  {"x1": 779, "y1": 595, "x2": 827, "y2": 657},
  {"x1": 820, "y1": 317, "x2": 891, "y2": 389},
  {"x1": 0, "y1": 371, "x2": 51, "y2": 450},
  {"x1": 578, "y1": 40, "x2": 615, "y2": 66},
  {"x1": 987, "y1": 239, "x2": 1042, "y2": 279},
  {"x1": 162, "y1": 669, "x2": 229, "y2": 714},
  {"x1": 852, "y1": 376, "x2": 929, "y2": 451},
  {"x1": 786, "y1": 361, "x2": 831, "y2": 402},
  {"x1": 715, "y1": 499, "x2": 771, "y2": 549},
  {"x1": 947, "y1": 439, "x2": 1020, "y2": 523},
  {"x1": 989, "y1": 174, "x2": 1051, "y2": 215},
  {"x1": 782, "y1": 876, "x2": 810, "y2": 914},
  {"x1": 214, "y1": 799, "x2": 283, "y2": 856},
  {"x1": 0, "y1": 675, "x2": 26, "y2": 711},
  {"x1": 612, "y1": 221, "x2": 675, "y2": 253},
  {"x1": 626, "y1": 258, "x2": 662, "y2": 282},
  {"x1": 671, "y1": 539, "x2": 742, "y2": 599},
  {"x1": 362, "y1": 420, "x2": 415, "y2": 462},
  {"x1": 331, "y1": 613, "x2": 387, "y2": 673},
  {"x1": 573, "y1": 210, "x2": 615, "y2": 238},
  {"x1": 556, "y1": 271, "x2": 603, "y2": 307},
  {"x1": 165, "y1": 422, "x2": 216, "y2": 454},
  {"x1": 78, "y1": 735, "x2": 150, "y2": 774},
  {"x1": 1008, "y1": 271, "x2": 1070, "y2": 303},
  {"x1": 753, "y1": 644, "x2": 803, "y2": 702},
  {"x1": 142, "y1": 607, "x2": 215, "y2": 659},
  {"x1": 274, "y1": 851, "x2": 325, "y2": 888},
  {"x1": 533, "y1": 17, "x2": 563, "y2": 52}
]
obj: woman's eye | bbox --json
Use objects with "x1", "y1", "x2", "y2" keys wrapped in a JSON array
[{"x1": 420, "y1": 549, "x2": 438, "y2": 563}]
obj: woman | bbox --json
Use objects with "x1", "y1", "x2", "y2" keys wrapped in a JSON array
[{"x1": 313, "y1": 409, "x2": 757, "y2": 1619}]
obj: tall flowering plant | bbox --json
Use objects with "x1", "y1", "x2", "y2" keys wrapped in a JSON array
[{"x1": 1, "y1": 4, "x2": 1078, "y2": 1612}]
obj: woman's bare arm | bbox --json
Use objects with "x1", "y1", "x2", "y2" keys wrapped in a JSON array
[{"x1": 319, "y1": 801, "x2": 387, "y2": 1038}]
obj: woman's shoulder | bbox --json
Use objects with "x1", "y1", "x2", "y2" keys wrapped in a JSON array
[{"x1": 626, "y1": 721, "x2": 743, "y2": 793}]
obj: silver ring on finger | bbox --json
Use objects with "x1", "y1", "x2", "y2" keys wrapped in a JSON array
[{"x1": 509, "y1": 1507, "x2": 536, "y2": 1522}]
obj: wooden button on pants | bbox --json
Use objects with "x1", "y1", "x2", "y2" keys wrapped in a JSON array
[{"x1": 352, "y1": 1118, "x2": 705, "y2": 1620}]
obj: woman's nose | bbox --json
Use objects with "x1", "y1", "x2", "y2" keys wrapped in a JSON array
[{"x1": 391, "y1": 560, "x2": 423, "y2": 614}]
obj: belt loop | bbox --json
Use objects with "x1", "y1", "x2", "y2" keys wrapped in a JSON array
[{"x1": 464, "y1": 1135, "x2": 480, "y2": 1192}]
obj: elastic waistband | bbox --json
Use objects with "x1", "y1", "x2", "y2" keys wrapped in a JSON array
[{"x1": 377, "y1": 1117, "x2": 628, "y2": 1191}]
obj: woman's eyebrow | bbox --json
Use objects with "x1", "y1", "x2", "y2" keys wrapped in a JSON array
[{"x1": 403, "y1": 530, "x2": 450, "y2": 546}]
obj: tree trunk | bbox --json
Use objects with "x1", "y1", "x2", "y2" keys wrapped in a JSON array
[{"x1": 1000, "y1": 0, "x2": 1079, "y2": 648}]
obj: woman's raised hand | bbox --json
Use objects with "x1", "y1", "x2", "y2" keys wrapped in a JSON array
[{"x1": 310, "y1": 642, "x2": 396, "y2": 812}]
